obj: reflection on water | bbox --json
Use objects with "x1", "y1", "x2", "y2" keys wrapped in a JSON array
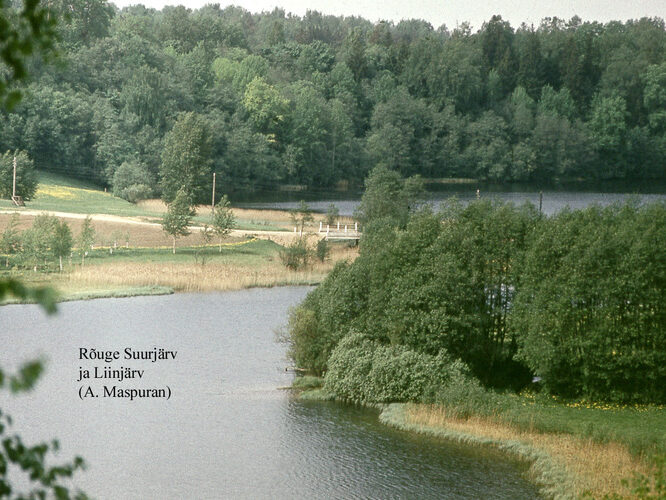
[
  {"x1": 234, "y1": 181, "x2": 666, "y2": 216},
  {"x1": 0, "y1": 288, "x2": 540, "y2": 499}
]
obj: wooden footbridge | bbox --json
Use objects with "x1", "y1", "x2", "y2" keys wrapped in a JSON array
[{"x1": 317, "y1": 221, "x2": 361, "y2": 243}]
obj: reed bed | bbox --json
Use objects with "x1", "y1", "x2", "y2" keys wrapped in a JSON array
[
  {"x1": 69, "y1": 261, "x2": 327, "y2": 292},
  {"x1": 67, "y1": 245, "x2": 358, "y2": 293},
  {"x1": 404, "y1": 404, "x2": 653, "y2": 499}
]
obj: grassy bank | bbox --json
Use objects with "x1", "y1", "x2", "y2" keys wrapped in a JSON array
[
  {"x1": 2, "y1": 239, "x2": 359, "y2": 302},
  {"x1": 292, "y1": 379, "x2": 665, "y2": 499},
  {"x1": 392, "y1": 402, "x2": 664, "y2": 500}
]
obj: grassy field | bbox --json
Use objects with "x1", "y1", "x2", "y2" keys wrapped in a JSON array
[{"x1": 0, "y1": 171, "x2": 157, "y2": 217}]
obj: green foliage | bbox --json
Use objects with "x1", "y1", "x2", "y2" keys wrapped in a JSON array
[
  {"x1": 291, "y1": 193, "x2": 665, "y2": 403},
  {"x1": 353, "y1": 164, "x2": 424, "y2": 228},
  {"x1": 77, "y1": 215, "x2": 95, "y2": 265},
  {"x1": 212, "y1": 194, "x2": 235, "y2": 252},
  {"x1": 511, "y1": 202, "x2": 666, "y2": 403},
  {"x1": 291, "y1": 375, "x2": 323, "y2": 390},
  {"x1": 0, "y1": 278, "x2": 57, "y2": 313},
  {"x1": 325, "y1": 203, "x2": 339, "y2": 226},
  {"x1": 2, "y1": 7, "x2": 666, "y2": 191},
  {"x1": 287, "y1": 306, "x2": 328, "y2": 374},
  {"x1": 324, "y1": 332, "x2": 472, "y2": 404},
  {"x1": 0, "y1": 0, "x2": 57, "y2": 109},
  {"x1": 315, "y1": 238, "x2": 329, "y2": 262},
  {"x1": 22, "y1": 213, "x2": 58, "y2": 270},
  {"x1": 242, "y1": 77, "x2": 289, "y2": 139},
  {"x1": 52, "y1": 219, "x2": 72, "y2": 271},
  {"x1": 289, "y1": 200, "x2": 314, "y2": 233},
  {"x1": 159, "y1": 112, "x2": 212, "y2": 204},
  {"x1": 279, "y1": 237, "x2": 310, "y2": 270},
  {"x1": 111, "y1": 160, "x2": 155, "y2": 203},
  {"x1": 0, "y1": 150, "x2": 37, "y2": 200},
  {"x1": 161, "y1": 187, "x2": 194, "y2": 253},
  {"x1": 0, "y1": 4, "x2": 88, "y2": 498},
  {"x1": 0, "y1": 212, "x2": 21, "y2": 264}
]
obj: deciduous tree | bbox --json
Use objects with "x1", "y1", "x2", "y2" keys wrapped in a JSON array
[
  {"x1": 159, "y1": 112, "x2": 213, "y2": 204},
  {"x1": 162, "y1": 187, "x2": 194, "y2": 253}
]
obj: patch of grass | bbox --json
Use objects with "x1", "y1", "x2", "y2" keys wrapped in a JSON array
[
  {"x1": 435, "y1": 386, "x2": 666, "y2": 460},
  {"x1": 36, "y1": 171, "x2": 103, "y2": 190},
  {"x1": 0, "y1": 171, "x2": 159, "y2": 217},
  {"x1": 56, "y1": 285, "x2": 174, "y2": 302},
  {"x1": 292, "y1": 376, "x2": 324, "y2": 390},
  {"x1": 298, "y1": 388, "x2": 337, "y2": 401}
]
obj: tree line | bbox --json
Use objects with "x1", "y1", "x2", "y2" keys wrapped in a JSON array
[
  {"x1": 1, "y1": 3, "x2": 665, "y2": 204},
  {"x1": 288, "y1": 167, "x2": 666, "y2": 404}
]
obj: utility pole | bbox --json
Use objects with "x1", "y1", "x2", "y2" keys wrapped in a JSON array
[
  {"x1": 12, "y1": 153, "x2": 17, "y2": 198},
  {"x1": 539, "y1": 191, "x2": 543, "y2": 215},
  {"x1": 211, "y1": 172, "x2": 216, "y2": 216}
]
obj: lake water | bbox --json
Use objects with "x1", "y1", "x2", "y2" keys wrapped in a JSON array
[
  {"x1": 234, "y1": 181, "x2": 666, "y2": 216},
  {"x1": 0, "y1": 288, "x2": 540, "y2": 499}
]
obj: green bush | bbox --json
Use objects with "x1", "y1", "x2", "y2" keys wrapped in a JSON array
[
  {"x1": 279, "y1": 238, "x2": 310, "y2": 270},
  {"x1": 315, "y1": 238, "x2": 329, "y2": 262},
  {"x1": 287, "y1": 307, "x2": 328, "y2": 375},
  {"x1": 112, "y1": 161, "x2": 154, "y2": 202},
  {"x1": 324, "y1": 332, "x2": 472, "y2": 404},
  {"x1": 118, "y1": 183, "x2": 153, "y2": 203}
]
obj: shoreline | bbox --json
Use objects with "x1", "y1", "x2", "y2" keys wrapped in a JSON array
[
  {"x1": 294, "y1": 385, "x2": 656, "y2": 500},
  {"x1": 294, "y1": 387, "x2": 570, "y2": 499},
  {"x1": 0, "y1": 278, "x2": 328, "y2": 306},
  {"x1": 379, "y1": 403, "x2": 574, "y2": 500}
]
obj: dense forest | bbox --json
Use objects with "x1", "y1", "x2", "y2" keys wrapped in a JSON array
[{"x1": 1, "y1": 2, "x2": 666, "y2": 202}]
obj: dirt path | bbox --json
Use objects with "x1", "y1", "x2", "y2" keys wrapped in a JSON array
[{"x1": 0, "y1": 208, "x2": 309, "y2": 246}]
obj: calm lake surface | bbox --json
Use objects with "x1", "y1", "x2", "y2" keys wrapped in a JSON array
[
  {"x1": 234, "y1": 181, "x2": 666, "y2": 216},
  {"x1": 0, "y1": 288, "x2": 540, "y2": 499}
]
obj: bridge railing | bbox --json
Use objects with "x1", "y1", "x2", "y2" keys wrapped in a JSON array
[{"x1": 316, "y1": 221, "x2": 361, "y2": 240}]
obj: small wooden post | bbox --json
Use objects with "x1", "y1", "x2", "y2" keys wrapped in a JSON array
[
  {"x1": 211, "y1": 172, "x2": 216, "y2": 216},
  {"x1": 337, "y1": 222, "x2": 340, "y2": 230},
  {"x1": 12, "y1": 154, "x2": 17, "y2": 198},
  {"x1": 354, "y1": 222, "x2": 357, "y2": 232},
  {"x1": 539, "y1": 191, "x2": 543, "y2": 215},
  {"x1": 319, "y1": 221, "x2": 322, "y2": 232}
]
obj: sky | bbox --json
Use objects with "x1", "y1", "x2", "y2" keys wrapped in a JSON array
[{"x1": 110, "y1": 0, "x2": 666, "y2": 31}]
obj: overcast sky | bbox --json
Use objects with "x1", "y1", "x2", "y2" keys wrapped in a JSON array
[{"x1": 110, "y1": 0, "x2": 666, "y2": 31}]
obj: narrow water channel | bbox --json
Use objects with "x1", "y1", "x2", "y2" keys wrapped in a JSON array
[{"x1": 0, "y1": 288, "x2": 540, "y2": 499}]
